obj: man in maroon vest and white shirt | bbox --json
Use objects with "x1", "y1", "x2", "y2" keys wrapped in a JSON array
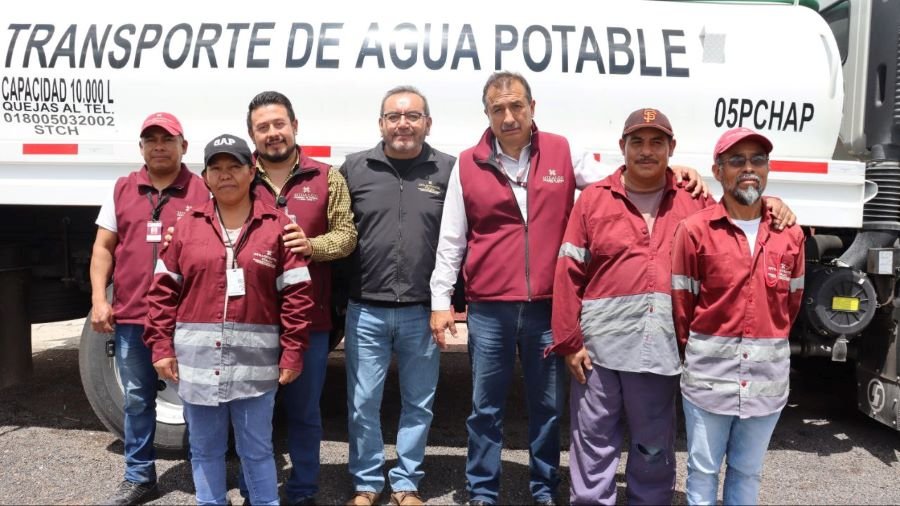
[{"x1": 429, "y1": 71, "x2": 574, "y2": 506}]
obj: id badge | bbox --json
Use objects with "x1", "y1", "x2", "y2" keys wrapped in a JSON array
[
  {"x1": 226, "y1": 268, "x2": 246, "y2": 297},
  {"x1": 146, "y1": 221, "x2": 162, "y2": 243}
]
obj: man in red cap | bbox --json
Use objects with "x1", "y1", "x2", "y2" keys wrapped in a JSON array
[
  {"x1": 672, "y1": 127, "x2": 805, "y2": 505},
  {"x1": 90, "y1": 112, "x2": 209, "y2": 505},
  {"x1": 549, "y1": 113, "x2": 795, "y2": 504}
]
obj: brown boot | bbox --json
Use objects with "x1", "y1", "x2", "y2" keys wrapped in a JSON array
[
  {"x1": 346, "y1": 491, "x2": 379, "y2": 506},
  {"x1": 390, "y1": 491, "x2": 424, "y2": 506}
]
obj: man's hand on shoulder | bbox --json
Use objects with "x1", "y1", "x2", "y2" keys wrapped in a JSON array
[
  {"x1": 766, "y1": 197, "x2": 796, "y2": 231},
  {"x1": 672, "y1": 165, "x2": 710, "y2": 199}
]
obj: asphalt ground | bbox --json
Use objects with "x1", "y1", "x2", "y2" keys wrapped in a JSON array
[{"x1": 0, "y1": 320, "x2": 899, "y2": 505}]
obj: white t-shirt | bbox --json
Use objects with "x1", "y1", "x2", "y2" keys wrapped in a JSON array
[
  {"x1": 95, "y1": 191, "x2": 118, "y2": 232},
  {"x1": 733, "y1": 217, "x2": 761, "y2": 256}
]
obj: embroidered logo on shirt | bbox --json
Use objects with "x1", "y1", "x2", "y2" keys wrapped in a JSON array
[
  {"x1": 777, "y1": 262, "x2": 792, "y2": 282},
  {"x1": 766, "y1": 252, "x2": 790, "y2": 286},
  {"x1": 417, "y1": 180, "x2": 443, "y2": 195},
  {"x1": 253, "y1": 250, "x2": 277, "y2": 269},
  {"x1": 176, "y1": 205, "x2": 193, "y2": 220},
  {"x1": 542, "y1": 168, "x2": 565, "y2": 184},
  {"x1": 292, "y1": 186, "x2": 319, "y2": 202}
]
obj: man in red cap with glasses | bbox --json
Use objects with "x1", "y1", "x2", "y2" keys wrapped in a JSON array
[
  {"x1": 672, "y1": 127, "x2": 805, "y2": 505},
  {"x1": 90, "y1": 112, "x2": 209, "y2": 505},
  {"x1": 549, "y1": 113, "x2": 795, "y2": 504}
]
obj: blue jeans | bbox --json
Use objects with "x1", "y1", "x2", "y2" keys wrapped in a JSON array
[
  {"x1": 345, "y1": 300, "x2": 440, "y2": 493},
  {"x1": 238, "y1": 330, "x2": 330, "y2": 502},
  {"x1": 682, "y1": 397, "x2": 782, "y2": 505},
  {"x1": 465, "y1": 301, "x2": 564, "y2": 504},
  {"x1": 281, "y1": 329, "x2": 330, "y2": 500},
  {"x1": 115, "y1": 323, "x2": 158, "y2": 484},
  {"x1": 183, "y1": 390, "x2": 279, "y2": 506}
]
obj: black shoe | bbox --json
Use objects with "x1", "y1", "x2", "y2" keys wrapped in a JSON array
[
  {"x1": 533, "y1": 498, "x2": 556, "y2": 506},
  {"x1": 103, "y1": 480, "x2": 160, "y2": 505},
  {"x1": 290, "y1": 496, "x2": 316, "y2": 506}
]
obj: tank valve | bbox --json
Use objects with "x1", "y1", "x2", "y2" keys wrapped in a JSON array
[{"x1": 832, "y1": 335, "x2": 849, "y2": 362}]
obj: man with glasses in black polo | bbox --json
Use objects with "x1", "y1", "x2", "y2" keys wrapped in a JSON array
[{"x1": 338, "y1": 85, "x2": 456, "y2": 506}]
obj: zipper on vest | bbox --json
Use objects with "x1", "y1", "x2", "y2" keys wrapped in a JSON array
[
  {"x1": 482, "y1": 156, "x2": 533, "y2": 301},
  {"x1": 524, "y1": 185, "x2": 532, "y2": 301},
  {"x1": 524, "y1": 222, "x2": 532, "y2": 301}
]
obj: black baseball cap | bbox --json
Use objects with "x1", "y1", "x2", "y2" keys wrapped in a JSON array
[{"x1": 203, "y1": 134, "x2": 252, "y2": 168}]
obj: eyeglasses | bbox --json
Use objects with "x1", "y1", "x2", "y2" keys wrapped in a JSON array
[
  {"x1": 720, "y1": 154, "x2": 769, "y2": 169},
  {"x1": 382, "y1": 112, "x2": 426, "y2": 124}
]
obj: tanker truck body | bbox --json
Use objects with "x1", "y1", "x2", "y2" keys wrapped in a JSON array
[{"x1": 0, "y1": 0, "x2": 896, "y2": 447}]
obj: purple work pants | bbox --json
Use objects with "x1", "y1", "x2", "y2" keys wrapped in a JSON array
[{"x1": 569, "y1": 365, "x2": 679, "y2": 505}]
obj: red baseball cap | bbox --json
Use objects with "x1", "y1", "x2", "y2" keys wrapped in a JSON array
[
  {"x1": 622, "y1": 108, "x2": 674, "y2": 137},
  {"x1": 140, "y1": 112, "x2": 183, "y2": 136},
  {"x1": 713, "y1": 127, "x2": 773, "y2": 161}
]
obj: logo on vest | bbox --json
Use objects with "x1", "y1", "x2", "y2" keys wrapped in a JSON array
[
  {"x1": 253, "y1": 249, "x2": 277, "y2": 269},
  {"x1": 542, "y1": 168, "x2": 565, "y2": 184},
  {"x1": 176, "y1": 205, "x2": 193, "y2": 220},
  {"x1": 417, "y1": 180, "x2": 443, "y2": 195},
  {"x1": 292, "y1": 186, "x2": 319, "y2": 202}
]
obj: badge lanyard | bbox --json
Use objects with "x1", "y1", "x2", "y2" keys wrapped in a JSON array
[
  {"x1": 145, "y1": 192, "x2": 170, "y2": 243},
  {"x1": 499, "y1": 157, "x2": 530, "y2": 189},
  {"x1": 215, "y1": 205, "x2": 246, "y2": 297}
]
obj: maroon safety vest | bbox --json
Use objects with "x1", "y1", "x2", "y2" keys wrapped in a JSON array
[
  {"x1": 112, "y1": 165, "x2": 209, "y2": 324},
  {"x1": 253, "y1": 149, "x2": 332, "y2": 331},
  {"x1": 458, "y1": 126, "x2": 575, "y2": 302}
]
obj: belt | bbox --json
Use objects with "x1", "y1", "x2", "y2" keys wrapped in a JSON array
[{"x1": 352, "y1": 298, "x2": 429, "y2": 308}]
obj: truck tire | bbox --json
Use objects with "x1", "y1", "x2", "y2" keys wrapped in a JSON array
[{"x1": 78, "y1": 312, "x2": 188, "y2": 451}]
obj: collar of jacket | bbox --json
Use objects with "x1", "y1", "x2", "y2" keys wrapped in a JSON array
[
  {"x1": 192, "y1": 193, "x2": 279, "y2": 223},
  {"x1": 364, "y1": 141, "x2": 437, "y2": 169},
  {"x1": 708, "y1": 197, "x2": 773, "y2": 247},
  {"x1": 252, "y1": 146, "x2": 322, "y2": 179},
  {"x1": 136, "y1": 163, "x2": 193, "y2": 192}
]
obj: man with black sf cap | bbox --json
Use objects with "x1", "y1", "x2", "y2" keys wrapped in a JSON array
[
  {"x1": 548, "y1": 110, "x2": 795, "y2": 505},
  {"x1": 144, "y1": 133, "x2": 314, "y2": 506},
  {"x1": 90, "y1": 112, "x2": 209, "y2": 505}
]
